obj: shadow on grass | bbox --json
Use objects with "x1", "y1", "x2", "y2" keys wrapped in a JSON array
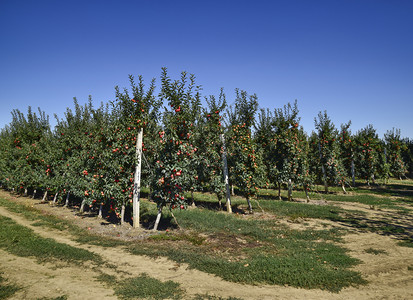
[
  {"x1": 193, "y1": 199, "x2": 223, "y2": 211},
  {"x1": 192, "y1": 199, "x2": 252, "y2": 215},
  {"x1": 140, "y1": 213, "x2": 177, "y2": 231},
  {"x1": 337, "y1": 210, "x2": 413, "y2": 246},
  {"x1": 357, "y1": 183, "x2": 413, "y2": 200}
]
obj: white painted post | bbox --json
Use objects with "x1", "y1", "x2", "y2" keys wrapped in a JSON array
[
  {"x1": 288, "y1": 179, "x2": 293, "y2": 201},
  {"x1": 133, "y1": 128, "x2": 143, "y2": 228},
  {"x1": 220, "y1": 134, "x2": 232, "y2": 213}
]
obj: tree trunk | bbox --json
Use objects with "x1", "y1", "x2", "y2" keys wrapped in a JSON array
[
  {"x1": 24, "y1": 188, "x2": 28, "y2": 196},
  {"x1": 217, "y1": 195, "x2": 222, "y2": 210},
  {"x1": 220, "y1": 134, "x2": 232, "y2": 213},
  {"x1": 53, "y1": 192, "x2": 59, "y2": 204},
  {"x1": 191, "y1": 190, "x2": 196, "y2": 207},
  {"x1": 287, "y1": 179, "x2": 293, "y2": 201},
  {"x1": 246, "y1": 196, "x2": 253, "y2": 214},
  {"x1": 153, "y1": 207, "x2": 163, "y2": 231},
  {"x1": 278, "y1": 183, "x2": 282, "y2": 200},
  {"x1": 132, "y1": 128, "x2": 143, "y2": 228},
  {"x1": 148, "y1": 186, "x2": 152, "y2": 201},
  {"x1": 351, "y1": 158, "x2": 355, "y2": 186},
  {"x1": 80, "y1": 198, "x2": 86, "y2": 213},
  {"x1": 64, "y1": 191, "x2": 70, "y2": 207},
  {"x1": 32, "y1": 189, "x2": 37, "y2": 199},
  {"x1": 322, "y1": 165, "x2": 329, "y2": 193},
  {"x1": 304, "y1": 185, "x2": 310, "y2": 203},
  {"x1": 42, "y1": 190, "x2": 48, "y2": 202},
  {"x1": 98, "y1": 204, "x2": 103, "y2": 218},
  {"x1": 225, "y1": 195, "x2": 232, "y2": 213},
  {"x1": 341, "y1": 183, "x2": 347, "y2": 194},
  {"x1": 231, "y1": 184, "x2": 235, "y2": 196},
  {"x1": 318, "y1": 141, "x2": 328, "y2": 193}
]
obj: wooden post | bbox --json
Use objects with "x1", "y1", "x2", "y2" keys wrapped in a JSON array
[
  {"x1": 220, "y1": 134, "x2": 232, "y2": 213},
  {"x1": 133, "y1": 128, "x2": 143, "y2": 228}
]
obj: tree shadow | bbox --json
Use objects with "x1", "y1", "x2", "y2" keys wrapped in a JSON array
[
  {"x1": 335, "y1": 210, "x2": 413, "y2": 245},
  {"x1": 357, "y1": 183, "x2": 413, "y2": 200},
  {"x1": 193, "y1": 199, "x2": 223, "y2": 211},
  {"x1": 140, "y1": 212, "x2": 177, "y2": 231}
]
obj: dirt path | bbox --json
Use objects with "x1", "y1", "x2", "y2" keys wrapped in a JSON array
[
  {"x1": 0, "y1": 249, "x2": 117, "y2": 300},
  {"x1": 1, "y1": 195, "x2": 413, "y2": 299}
]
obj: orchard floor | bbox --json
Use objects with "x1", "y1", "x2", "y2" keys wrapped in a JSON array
[{"x1": 0, "y1": 190, "x2": 413, "y2": 300}]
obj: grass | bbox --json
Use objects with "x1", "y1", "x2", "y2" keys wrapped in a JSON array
[
  {"x1": 309, "y1": 179, "x2": 413, "y2": 211},
  {"x1": 97, "y1": 273, "x2": 183, "y2": 300},
  {"x1": 364, "y1": 248, "x2": 387, "y2": 255},
  {"x1": 36, "y1": 297, "x2": 68, "y2": 300},
  {"x1": 0, "y1": 196, "x2": 125, "y2": 248},
  {"x1": 0, "y1": 215, "x2": 100, "y2": 264},
  {"x1": 0, "y1": 273, "x2": 20, "y2": 300},
  {"x1": 194, "y1": 295, "x2": 243, "y2": 300},
  {"x1": 0, "y1": 191, "x2": 366, "y2": 292},
  {"x1": 189, "y1": 188, "x2": 366, "y2": 222},
  {"x1": 397, "y1": 239, "x2": 413, "y2": 247},
  {"x1": 129, "y1": 208, "x2": 366, "y2": 292},
  {"x1": 256, "y1": 198, "x2": 354, "y2": 221},
  {"x1": 2, "y1": 178, "x2": 412, "y2": 293}
]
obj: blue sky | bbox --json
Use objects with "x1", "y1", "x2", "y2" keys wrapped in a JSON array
[{"x1": 1, "y1": 0, "x2": 412, "y2": 138}]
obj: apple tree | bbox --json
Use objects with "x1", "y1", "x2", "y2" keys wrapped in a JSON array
[{"x1": 151, "y1": 69, "x2": 201, "y2": 229}]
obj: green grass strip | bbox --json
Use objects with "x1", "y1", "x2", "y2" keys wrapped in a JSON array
[
  {"x1": 194, "y1": 295, "x2": 242, "y2": 300},
  {"x1": 0, "y1": 196, "x2": 125, "y2": 248},
  {"x1": 98, "y1": 273, "x2": 183, "y2": 300},
  {"x1": 130, "y1": 209, "x2": 366, "y2": 292},
  {"x1": 0, "y1": 215, "x2": 100, "y2": 263}
]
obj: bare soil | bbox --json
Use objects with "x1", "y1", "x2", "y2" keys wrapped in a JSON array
[{"x1": 1, "y1": 190, "x2": 413, "y2": 300}]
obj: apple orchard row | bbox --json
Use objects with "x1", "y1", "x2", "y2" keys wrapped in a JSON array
[{"x1": 0, "y1": 69, "x2": 412, "y2": 228}]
